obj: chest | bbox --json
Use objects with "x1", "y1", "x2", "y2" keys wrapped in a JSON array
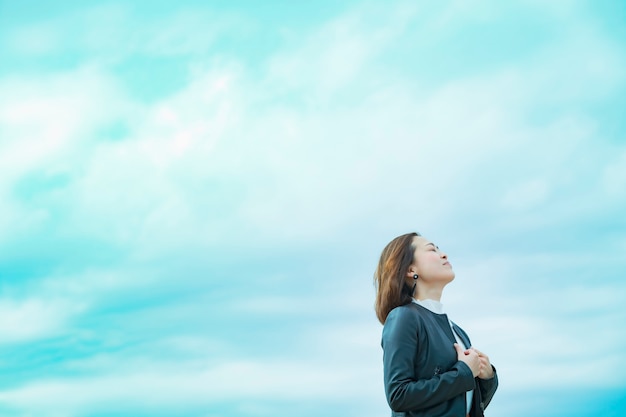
[{"x1": 414, "y1": 314, "x2": 462, "y2": 377}]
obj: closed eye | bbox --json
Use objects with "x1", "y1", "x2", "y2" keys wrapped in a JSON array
[{"x1": 426, "y1": 243, "x2": 439, "y2": 251}]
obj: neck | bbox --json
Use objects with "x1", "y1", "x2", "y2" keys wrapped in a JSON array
[{"x1": 415, "y1": 282, "x2": 445, "y2": 302}]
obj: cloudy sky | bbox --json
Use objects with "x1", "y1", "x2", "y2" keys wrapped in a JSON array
[{"x1": 1, "y1": 1, "x2": 625, "y2": 416}]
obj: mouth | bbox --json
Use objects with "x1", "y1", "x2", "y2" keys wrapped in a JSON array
[{"x1": 443, "y1": 262, "x2": 452, "y2": 267}]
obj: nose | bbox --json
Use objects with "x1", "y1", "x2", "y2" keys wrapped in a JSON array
[{"x1": 440, "y1": 251, "x2": 448, "y2": 259}]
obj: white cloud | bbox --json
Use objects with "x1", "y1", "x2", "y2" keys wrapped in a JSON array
[
  {"x1": 1, "y1": 0, "x2": 623, "y2": 255},
  {"x1": 393, "y1": 249, "x2": 626, "y2": 396},
  {"x1": 266, "y1": 2, "x2": 418, "y2": 98},
  {"x1": 0, "y1": 297, "x2": 84, "y2": 344},
  {"x1": 0, "y1": 356, "x2": 383, "y2": 415},
  {"x1": 0, "y1": 66, "x2": 135, "y2": 245}
]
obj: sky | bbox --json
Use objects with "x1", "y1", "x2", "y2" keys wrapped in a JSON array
[{"x1": 0, "y1": 0, "x2": 625, "y2": 416}]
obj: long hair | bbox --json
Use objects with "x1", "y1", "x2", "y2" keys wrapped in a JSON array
[{"x1": 374, "y1": 232, "x2": 420, "y2": 324}]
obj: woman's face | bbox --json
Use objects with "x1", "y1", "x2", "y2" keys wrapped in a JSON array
[{"x1": 408, "y1": 236, "x2": 455, "y2": 283}]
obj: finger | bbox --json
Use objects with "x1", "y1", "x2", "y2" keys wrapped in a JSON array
[{"x1": 473, "y1": 348, "x2": 489, "y2": 360}]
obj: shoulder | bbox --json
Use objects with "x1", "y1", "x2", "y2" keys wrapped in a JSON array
[
  {"x1": 382, "y1": 304, "x2": 425, "y2": 346},
  {"x1": 386, "y1": 303, "x2": 418, "y2": 320},
  {"x1": 383, "y1": 304, "x2": 423, "y2": 331}
]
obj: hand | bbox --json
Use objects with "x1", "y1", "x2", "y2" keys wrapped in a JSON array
[
  {"x1": 454, "y1": 343, "x2": 480, "y2": 377},
  {"x1": 471, "y1": 347, "x2": 495, "y2": 379}
]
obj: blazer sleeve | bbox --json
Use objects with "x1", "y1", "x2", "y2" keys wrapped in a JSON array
[
  {"x1": 382, "y1": 307, "x2": 475, "y2": 412},
  {"x1": 477, "y1": 367, "x2": 498, "y2": 410}
]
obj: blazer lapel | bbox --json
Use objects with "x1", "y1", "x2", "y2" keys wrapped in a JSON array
[{"x1": 451, "y1": 323, "x2": 472, "y2": 348}]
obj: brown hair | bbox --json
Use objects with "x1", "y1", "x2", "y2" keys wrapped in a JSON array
[{"x1": 374, "y1": 232, "x2": 420, "y2": 324}]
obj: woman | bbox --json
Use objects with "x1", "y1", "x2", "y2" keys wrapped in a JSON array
[{"x1": 374, "y1": 232, "x2": 498, "y2": 417}]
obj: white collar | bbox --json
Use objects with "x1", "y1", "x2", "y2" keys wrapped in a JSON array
[{"x1": 412, "y1": 298, "x2": 445, "y2": 315}]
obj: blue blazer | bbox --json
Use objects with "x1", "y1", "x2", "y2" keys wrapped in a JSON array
[{"x1": 382, "y1": 302, "x2": 498, "y2": 417}]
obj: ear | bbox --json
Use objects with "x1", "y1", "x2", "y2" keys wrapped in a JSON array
[{"x1": 406, "y1": 267, "x2": 417, "y2": 279}]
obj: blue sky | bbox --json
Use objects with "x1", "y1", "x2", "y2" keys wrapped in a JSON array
[{"x1": 1, "y1": 1, "x2": 625, "y2": 416}]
